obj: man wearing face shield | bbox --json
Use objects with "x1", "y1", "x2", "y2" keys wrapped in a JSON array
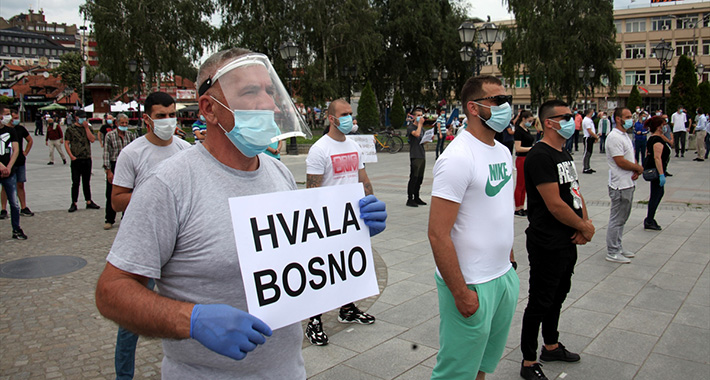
[
  {"x1": 95, "y1": 48, "x2": 385, "y2": 379},
  {"x1": 520, "y1": 100, "x2": 595, "y2": 380},
  {"x1": 102, "y1": 113, "x2": 137, "y2": 230},
  {"x1": 428, "y1": 76, "x2": 519, "y2": 380},
  {"x1": 303, "y1": 99, "x2": 386, "y2": 346}
]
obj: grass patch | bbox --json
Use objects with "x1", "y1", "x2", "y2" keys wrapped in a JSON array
[{"x1": 637, "y1": 200, "x2": 649, "y2": 205}]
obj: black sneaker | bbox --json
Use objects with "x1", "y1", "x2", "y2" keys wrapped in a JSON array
[
  {"x1": 12, "y1": 229, "x2": 28, "y2": 240},
  {"x1": 68, "y1": 203, "x2": 77, "y2": 213},
  {"x1": 406, "y1": 199, "x2": 419, "y2": 207},
  {"x1": 62, "y1": 159, "x2": 67, "y2": 165},
  {"x1": 520, "y1": 362, "x2": 548, "y2": 380},
  {"x1": 414, "y1": 198, "x2": 427, "y2": 205},
  {"x1": 514, "y1": 210, "x2": 526, "y2": 217},
  {"x1": 665, "y1": 172, "x2": 673, "y2": 177},
  {"x1": 0, "y1": 209, "x2": 6, "y2": 219},
  {"x1": 338, "y1": 305, "x2": 375, "y2": 324},
  {"x1": 47, "y1": 162, "x2": 54, "y2": 165},
  {"x1": 86, "y1": 201, "x2": 100, "y2": 209},
  {"x1": 305, "y1": 318, "x2": 329, "y2": 346},
  {"x1": 20, "y1": 207, "x2": 34, "y2": 217},
  {"x1": 540, "y1": 342, "x2": 580, "y2": 362},
  {"x1": 644, "y1": 223, "x2": 662, "y2": 231}
]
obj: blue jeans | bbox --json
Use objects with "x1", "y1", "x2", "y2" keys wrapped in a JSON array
[
  {"x1": 115, "y1": 279, "x2": 155, "y2": 380},
  {"x1": 436, "y1": 133, "x2": 447, "y2": 158},
  {"x1": 0, "y1": 172, "x2": 21, "y2": 231}
]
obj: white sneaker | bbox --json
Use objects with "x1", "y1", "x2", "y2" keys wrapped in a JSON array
[
  {"x1": 621, "y1": 250, "x2": 636, "y2": 258},
  {"x1": 606, "y1": 253, "x2": 631, "y2": 264}
]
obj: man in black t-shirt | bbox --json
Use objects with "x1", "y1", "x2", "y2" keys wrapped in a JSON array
[
  {"x1": 99, "y1": 114, "x2": 116, "y2": 148},
  {"x1": 519, "y1": 100, "x2": 595, "y2": 380},
  {"x1": 0, "y1": 105, "x2": 27, "y2": 239},
  {"x1": 1, "y1": 109, "x2": 34, "y2": 217},
  {"x1": 406, "y1": 107, "x2": 428, "y2": 207}
]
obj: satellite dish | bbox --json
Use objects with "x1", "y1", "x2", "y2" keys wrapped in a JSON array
[{"x1": 43, "y1": 72, "x2": 50, "y2": 78}]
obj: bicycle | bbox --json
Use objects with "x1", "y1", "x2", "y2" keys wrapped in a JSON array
[{"x1": 373, "y1": 129, "x2": 404, "y2": 153}]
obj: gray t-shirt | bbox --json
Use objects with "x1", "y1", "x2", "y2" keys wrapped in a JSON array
[
  {"x1": 106, "y1": 144, "x2": 306, "y2": 379},
  {"x1": 113, "y1": 136, "x2": 192, "y2": 190}
]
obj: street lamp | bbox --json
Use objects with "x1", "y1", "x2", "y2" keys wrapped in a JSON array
[
  {"x1": 578, "y1": 66, "x2": 595, "y2": 110},
  {"x1": 697, "y1": 63, "x2": 705, "y2": 81},
  {"x1": 653, "y1": 39, "x2": 673, "y2": 114},
  {"x1": 430, "y1": 68, "x2": 449, "y2": 110},
  {"x1": 458, "y1": 20, "x2": 499, "y2": 76},
  {"x1": 128, "y1": 59, "x2": 150, "y2": 132},
  {"x1": 279, "y1": 39, "x2": 299, "y2": 155}
]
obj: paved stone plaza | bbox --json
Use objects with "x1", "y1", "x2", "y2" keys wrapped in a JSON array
[{"x1": 1, "y1": 137, "x2": 708, "y2": 379}]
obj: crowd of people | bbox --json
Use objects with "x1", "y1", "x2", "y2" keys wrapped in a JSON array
[{"x1": 1, "y1": 46, "x2": 707, "y2": 380}]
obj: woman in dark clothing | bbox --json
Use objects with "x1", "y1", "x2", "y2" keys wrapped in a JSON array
[
  {"x1": 644, "y1": 116, "x2": 671, "y2": 231},
  {"x1": 513, "y1": 110, "x2": 535, "y2": 217}
]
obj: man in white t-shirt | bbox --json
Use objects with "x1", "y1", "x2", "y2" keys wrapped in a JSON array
[
  {"x1": 581, "y1": 109, "x2": 598, "y2": 173},
  {"x1": 304, "y1": 98, "x2": 383, "y2": 346},
  {"x1": 604, "y1": 107, "x2": 644, "y2": 264},
  {"x1": 671, "y1": 106, "x2": 688, "y2": 157},
  {"x1": 428, "y1": 75, "x2": 519, "y2": 380}
]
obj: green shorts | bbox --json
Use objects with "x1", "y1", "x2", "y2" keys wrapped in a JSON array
[{"x1": 431, "y1": 268, "x2": 520, "y2": 379}]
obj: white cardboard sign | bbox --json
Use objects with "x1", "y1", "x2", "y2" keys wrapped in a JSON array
[
  {"x1": 420, "y1": 128, "x2": 434, "y2": 144},
  {"x1": 228, "y1": 183, "x2": 379, "y2": 330},
  {"x1": 347, "y1": 135, "x2": 378, "y2": 163}
]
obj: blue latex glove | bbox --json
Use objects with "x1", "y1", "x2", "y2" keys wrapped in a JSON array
[
  {"x1": 659, "y1": 174, "x2": 666, "y2": 187},
  {"x1": 190, "y1": 304, "x2": 272, "y2": 360},
  {"x1": 359, "y1": 195, "x2": 387, "y2": 237}
]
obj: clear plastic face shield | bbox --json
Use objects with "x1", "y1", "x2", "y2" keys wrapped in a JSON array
[{"x1": 200, "y1": 53, "x2": 312, "y2": 143}]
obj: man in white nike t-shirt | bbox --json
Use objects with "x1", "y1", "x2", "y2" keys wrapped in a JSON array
[
  {"x1": 304, "y1": 99, "x2": 379, "y2": 346},
  {"x1": 428, "y1": 75, "x2": 519, "y2": 380}
]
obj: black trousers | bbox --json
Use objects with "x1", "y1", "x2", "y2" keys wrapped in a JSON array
[
  {"x1": 105, "y1": 161, "x2": 118, "y2": 224},
  {"x1": 407, "y1": 158, "x2": 426, "y2": 200},
  {"x1": 673, "y1": 131, "x2": 686, "y2": 155},
  {"x1": 71, "y1": 158, "x2": 92, "y2": 203},
  {"x1": 645, "y1": 179, "x2": 665, "y2": 225},
  {"x1": 583, "y1": 137, "x2": 594, "y2": 171},
  {"x1": 521, "y1": 241, "x2": 577, "y2": 361}
]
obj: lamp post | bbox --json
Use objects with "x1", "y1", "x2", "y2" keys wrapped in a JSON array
[
  {"x1": 578, "y1": 66, "x2": 595, "y2": 110},
  {"x1": 279, "y1": 39, "x2": 299, "y2": 155},
  {"x1": 697, "y1": 63, "x2": 705, "y2": 81},
  {"x1": 458, "y1": 20, "x2": 499, "y2": 76},
  {"x1": 128, "y1": 59, "x2": 150, "y2": 132},
  {"x1": 653, "y1": 39, "x2": 673, "y2": 114},
  {"x1": 79, "y1": 25, "x2": 87, "y2": 108},
  {"x1": 341, "y1": 65, "x2": 357, "y2": 102}
]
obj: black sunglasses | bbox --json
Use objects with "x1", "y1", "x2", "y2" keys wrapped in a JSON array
[
  {"x1": 548, "y1": 113, "x2": 575, "y2": 122},
  {"x1": 472, "y1": 95, "x2": 513, "y2": 106}
]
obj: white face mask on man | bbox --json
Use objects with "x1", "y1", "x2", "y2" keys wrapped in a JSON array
[{"x1": 149, "y1": 116, "x2": 177, "y2": 140}]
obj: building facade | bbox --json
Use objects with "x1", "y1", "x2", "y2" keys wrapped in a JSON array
[{"x1": 477, "y1": 1, "x2": 710, "y2": 112}]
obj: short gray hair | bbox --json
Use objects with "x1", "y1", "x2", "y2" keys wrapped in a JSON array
[
  {"x1": 116, "y1": 113, "x2": 129, "y2": 122},
  {"x1": 195, "y1": 47, "x2": 252, "y2": 94}
]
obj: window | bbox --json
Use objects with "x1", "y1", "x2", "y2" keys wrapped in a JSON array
[
  {"x1": 600, "y1": 75, "x2": 609, "y2": 87},
  {"x1": 651, "y1": 16, "x2": 672, "y2": 31},
  {"x1": 614, "y1": 20, "x2": 622, "y2": 34},
  {"x1": 38, "y1": 48, "x2": 44, "y2": 55},
  {"x1": 675, "y1": 14, "x2": 699, "y2": 29},
  {"x1": 9, "y1": 46, "x2": 15, "y2": 53},
  {"x1": 24, "y1": 47, "x2": 30, "y2": 54},
  {"x1": 495, "y1": 49, "x2": 503, "y2": 66},
  {"x1": 625, "y1": 43, "x2": 646, "y2": 59},
  {"x1": 625, "y1": 70, "x2": 646, "y2": 85},
  {"x1": 703, "y1": 41, "x2": 710, "y2": 56},
  {"x1": 705, "y1": 14, "x2": 710, "y2": 27},
  {"x1": 515, "y1": 76, "x2": 529, "y2": 88},
  {"x1": 51, "y1": 49, "x2": 56, "y2": 56},
  {"x1": 56, "y1": 27, "x2": 64, "y2": 33},
  {"x1": 649, "y1": 70, "x2": 666, "y2": 85},
  {"x1": 675, "y1": 41, "x2": 697, "y2": 57},
  {"x1": 31, "y1": 48, "x2": 36, "y2": 54},
  {"x1": 21, "y1": 38, "x2": 26, "y2": 43},
  {"x1": 28, "y1": 26, "x2": 34, "y2": 31},
  {"x1": 1, "y1": 46, "x2": 6, "y2": 53},
  {"x1": 626, "y1": 18, "x2": 646, "y2": 33},
  {"x1": 484, "y1": 53, "x2": 493, "y2": 66}
]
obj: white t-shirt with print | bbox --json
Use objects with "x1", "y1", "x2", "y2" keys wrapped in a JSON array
[
  {"x1": 582, "y1": 116, "x2": 596, "y2": 138},
  {"x1": 605, "y1": 128, "x2": 636, "y2": 190},
  {"x1": 306, "y1": 134, "x2": 364, "y2": 186},
  {"x1": 431, "y1": 131, "x2": 514, "y2": 285}
]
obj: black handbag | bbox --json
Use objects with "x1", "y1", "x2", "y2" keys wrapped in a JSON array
[{"x1": 643, "y1": 168, "x2": 659, "y2": 181}]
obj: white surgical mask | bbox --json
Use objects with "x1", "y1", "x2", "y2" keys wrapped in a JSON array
[
  {"x1": 2, "y1": 115, "x2": 13, "y2": 125},
  {"x1": 150, "y1": 117, "x2": 177, "y2": 140}
]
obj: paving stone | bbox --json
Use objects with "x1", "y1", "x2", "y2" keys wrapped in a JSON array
[
  {"x1": 344, "y1": 338, "x2": 436, "y2": 379},
  {"x1": 583, "y1": 327, "x2": 658, "y2": 365},
  {"x1": 653, "y1": 323, "x2": 710, "y2": 364},
  {"x1": 609, "y1": 306, "x2": 674, "y2": 337},
  {"x1": 636, "y1": 353, "x2": 710, "y2": 380}
]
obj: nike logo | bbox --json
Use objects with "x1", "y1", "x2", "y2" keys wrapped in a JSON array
[{"x1": 485, "y1": 162, "x2": 512, "y2": 197}]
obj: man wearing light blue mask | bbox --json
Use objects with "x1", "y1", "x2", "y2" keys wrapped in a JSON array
[
  {"x1": 521, "y1": 100, "x2": 595, "y2": 380},
  {"x1": 101, "y1": 113, "x2": 137, "y2": 231},
  {"x1": 429, "y1": 75, "x2": 519, "y2": 380},
  {"x1": 304, "y1": 98, "x2": 384, "y2": 346},
  {"x1": 95, "y1": 48, "x2": 385, "y2": 379}
]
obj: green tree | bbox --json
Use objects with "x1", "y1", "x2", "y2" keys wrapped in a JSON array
[
  {"x1": 698, "y1": 81, "x2": 710, "y2": 113},
  {"x1": 52, "y1": 52, "x2": 99, "y2": 102},
  {"x1": 501, "y1": 0, "x2": 621, "y2": 107},
  {"x1": 390, "y1": 91, "x2": 405, "y2": 128},
  {"x1": 357, "y1": 81, "x2": 379, "y2": 132},
  {"x1": 81, "y1": 0, "x2": 214, "y2": 87},
  {"x1": 627, "y1": 84, "x2": 643, "y2": 111},
  {"x1": 668, "y1": 55, "x2": 700, "y2": 118}
]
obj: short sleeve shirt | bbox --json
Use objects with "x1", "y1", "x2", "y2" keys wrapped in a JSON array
[
  {"x1": 514, "y1": 126, "x2": 535, "y2": 157},
  {"x1": 12, "y1": 125, "x2": 29, "y2": 166},
  {"x1": 524, "y1": 142, "x2": 583, "y2": 249},
  {"x1": 432, "y1": 132, "x2": 514, "y2": 284},
  {"x1": 605, "y1": 128, "x2": 636, "y2": 190},
  {"x1": 65, "y1": 124, "x2": 92, "y2": 159},
  {"x1": 0, "y1": 125, "x2": 18, "y2": 169},
  {"x1": 406, "y1": 121, "x2": 425, "y2": 159},
  {"x1": 582, "y1": 117, "x2": 595, "y2": 138},
  {"x1": 113, "y1": 136, "x2": 192, "y2": 190},
  {"x1": 671, "y1": 112, "x2": 687, "y2": 132},
  {"x1": 306, "y1": 135, "x2": 364, "y2": 186}
]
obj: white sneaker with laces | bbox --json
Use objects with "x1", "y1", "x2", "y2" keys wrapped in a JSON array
[{"x1": 606, "y1": 253, "x2": 631, "y2": 264}]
